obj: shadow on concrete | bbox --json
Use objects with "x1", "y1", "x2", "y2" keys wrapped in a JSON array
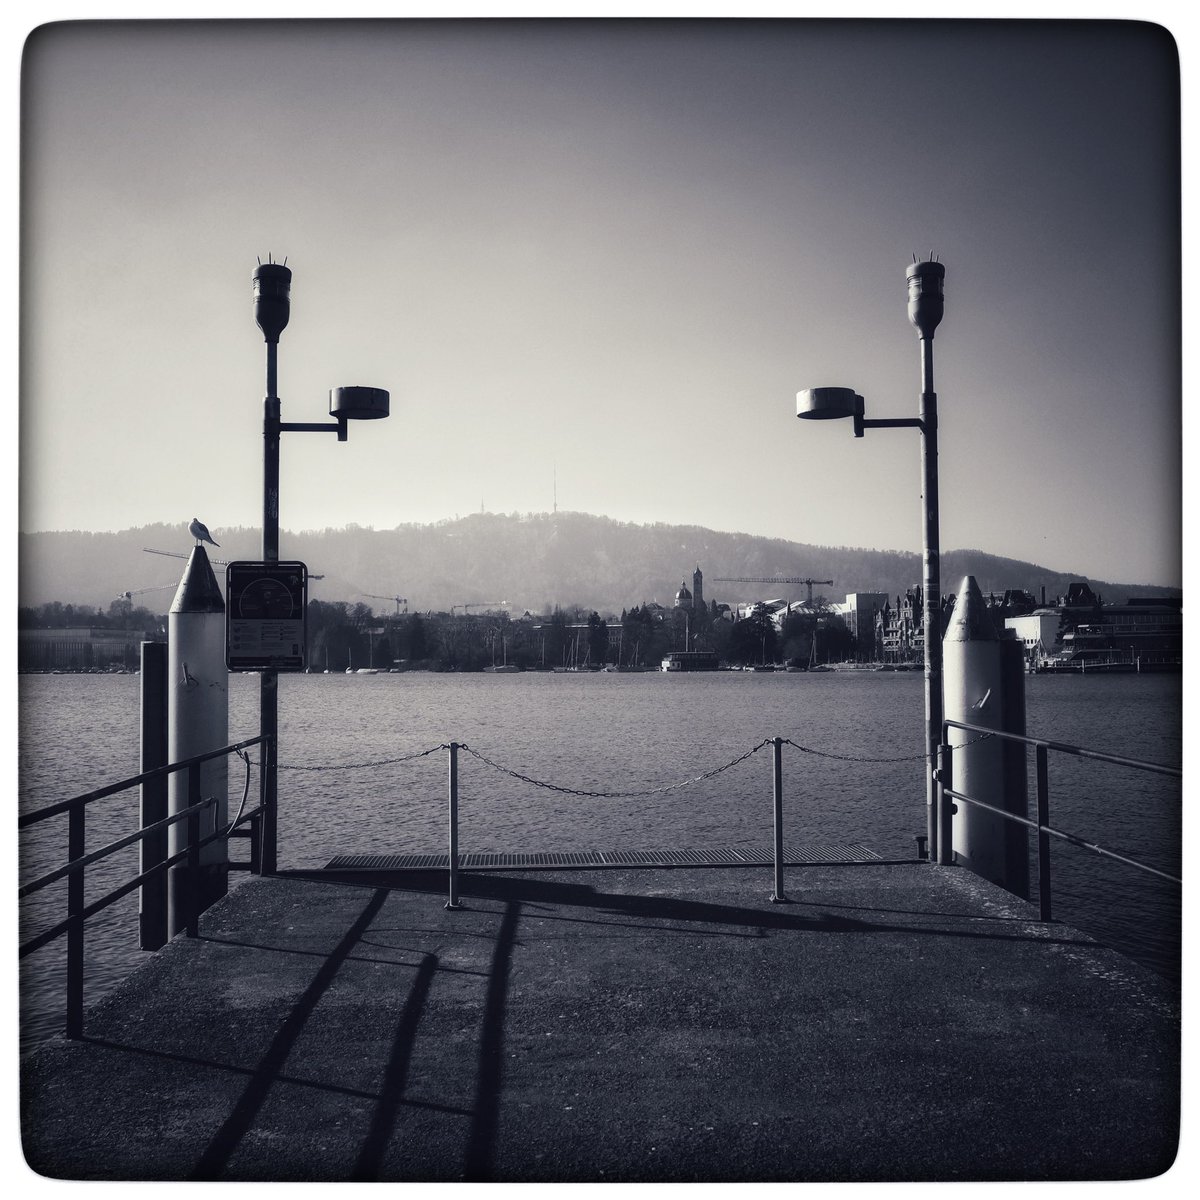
[
  {"x1": 177, "y1": 883, "x2": 525, "y2": 1180},
  {"x1": 350, "y1": 952, "x2": 439, "y2": 1181},
  {"x1": 464, "y1": 900, "x2": 521, "y2": 1181},
  {"x1": 190, "y1": 887, "x2": 390, "y2": 1180},
  {"x1": 21, "y1": 866, "x2": 1179, "y2": 1183},
  {"x1": 302, "y1": 868, "x2": 1093, "y2": 953}
]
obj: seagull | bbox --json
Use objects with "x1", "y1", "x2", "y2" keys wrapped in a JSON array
[{"x1": 189, "y1": 517, "x2": 219, "y2": 547}]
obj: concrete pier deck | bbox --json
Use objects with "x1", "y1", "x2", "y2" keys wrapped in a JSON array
[{"x1": 21, "y1": 862, "x2": 1179, "y2": 1182}]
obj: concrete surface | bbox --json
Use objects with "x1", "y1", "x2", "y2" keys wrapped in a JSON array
[{"x1": 20, "y1": 863, "x2": 1180, "y2": 1182}]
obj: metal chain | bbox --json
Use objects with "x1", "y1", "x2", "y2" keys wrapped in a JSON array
[
  {"x1": 277, "y1": 731, "x2": 994, "y2": 780},
  {"x1": 221, "y1": 748, "x2": 253, "y2": 837},
  {"x1": 278, "y1": 743, "x2": 448, "y2": 771},
  {"x1": 782, "y1": 730, "x2": 995, "y2": 764},
  {"x1": 457, "y1": 738, "x2": 773, "y2": 799}
]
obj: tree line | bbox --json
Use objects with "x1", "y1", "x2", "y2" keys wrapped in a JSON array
[
  {"x1": 17, "y1": 596, "x2": 858, "y2": 673},
  {"x1": 306, "y1": 599, "x2": 854, "y2": 671}
]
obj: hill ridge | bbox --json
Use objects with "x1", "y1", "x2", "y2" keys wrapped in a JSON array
[{"x1": 18, "y1": 512, "x2": 1179, "y2": 614}]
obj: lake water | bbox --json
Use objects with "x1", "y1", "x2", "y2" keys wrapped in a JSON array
[{"x1": 18, "y1": 670, "x2": 1182, "y2": 1052}]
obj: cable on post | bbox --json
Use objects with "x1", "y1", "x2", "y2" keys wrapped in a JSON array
[{"x1": 222, "y1": 748, "x2": 253, "y2": 838}]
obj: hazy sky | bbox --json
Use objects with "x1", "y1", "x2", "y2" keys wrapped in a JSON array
[{"x1": 19, "y1": 18, "x2": 1182, "y2": 586}]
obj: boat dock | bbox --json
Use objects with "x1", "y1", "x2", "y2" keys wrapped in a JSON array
[{"x1": 20, "y1": 859, "x2": 1179, "y2": 1182}]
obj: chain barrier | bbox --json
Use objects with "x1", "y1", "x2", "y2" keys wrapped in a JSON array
[
  {"x1": 457, "y1": 739, "x2": 773, "y2": 799},
  {"x1": 278, "y1": 743, "x2": 448, "y2": 771},
  {"x1": 271, "y1": 731, "x2": 995, "y2": 787}
]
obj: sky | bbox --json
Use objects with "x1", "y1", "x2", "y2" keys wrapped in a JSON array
[{"x1": 16, "y1": 15, "x2": 1184, "y2": 587}]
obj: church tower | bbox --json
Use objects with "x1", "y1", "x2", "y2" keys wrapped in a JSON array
[{"x1": 693, "y1": 566, "x2": 704, "y2": 611}]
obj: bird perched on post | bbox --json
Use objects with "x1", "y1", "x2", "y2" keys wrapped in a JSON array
[{"x1": 189, "y1": 517, "x2": 219, "y2": 547}]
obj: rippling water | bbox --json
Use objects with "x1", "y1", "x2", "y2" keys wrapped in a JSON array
[{"x1": 18, "y1": 670, "x2": 1181, "y2": 1051}]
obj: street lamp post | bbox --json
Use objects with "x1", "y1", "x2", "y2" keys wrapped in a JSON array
[
  {"x1": 795, "y1": 259, "x2": 946, "y2": 861},
  {"x1": 252, "y1": 260, "x2": 390, "y2": 873}
]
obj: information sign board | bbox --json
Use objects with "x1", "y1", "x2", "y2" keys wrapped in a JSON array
[{"x1": 226, "y1": 561, "x2": 308, "y2": 671}]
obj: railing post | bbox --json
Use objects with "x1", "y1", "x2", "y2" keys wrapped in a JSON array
[
  {"x1": 248, "y1": 754, "x2": 263, "y2": 876},
  {"x1": 186, "y1": 765, "x2": 202, "y2": 938},
  {"x1": 937, "y1": 741, "x2": 954, "y2": 865},
  {"x1": 261, "y1": 734, "x2": 278, "y2": 875},
  {"x1": 66, "y1": 798, "x2": 85, "y2": 1039},
  {"x1": 446, "y1": 742, "x2": 462, "y2": 910},
  {"x1": 769, "y1": 737, "x2": 788, "y2": 902},
  {"x1": 1035, "y1": 744, "x2": 1052, "y2": 922}
]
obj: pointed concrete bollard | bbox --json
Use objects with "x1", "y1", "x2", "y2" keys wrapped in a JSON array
[
  {"x1": 944, "y1": 575, "x2": 1029, "y2": 898},
  {"x1": 167, "y1": 545, "x2": 229, "y2": 935}
]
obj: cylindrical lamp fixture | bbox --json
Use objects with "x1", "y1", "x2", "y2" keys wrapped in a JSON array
[
  {"x1": 796, "y1": 387, "x2": 864, "y2": 421},
  {"x1": 906, "y1": 260, "x2": 945, "y2": 339},
  {"x1": 330, "y1": 385, "x2": 390, "y2": 421},
  {"x1": 253, "y1": 262, "x2": 292, "y2": 344}
]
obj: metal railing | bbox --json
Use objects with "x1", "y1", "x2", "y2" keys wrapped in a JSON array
[
  {"x1": 18, "y1": 734, "x2": 273, "y2": 1039},
  {"x1": 938, "y1": 719, "x2": 1181, "y2": 922}
]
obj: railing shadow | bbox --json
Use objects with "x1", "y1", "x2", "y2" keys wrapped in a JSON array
[
  {"x1": 190, "y1": 887, "x2": 390, "y2": 1180},
  {"x1": 309, "y1": 868, "x2": 1093, "y2": 952}
]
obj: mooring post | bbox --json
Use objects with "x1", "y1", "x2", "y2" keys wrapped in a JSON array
[
  {"x1": 446, "y1": 741, "x2": 462, "y2": 910},
  {"x1": 139, "y1": 640, "x2": 169, "y2": 950},
  {"x1": 167, "y1": 546, "x2": 229, "y2": 936},
  {"x1": 769, "y1": 736, "x2": 788, "y2": 902},
  {"x1": 943, "y1": 574, "x2": 1029, "y2": 897}
]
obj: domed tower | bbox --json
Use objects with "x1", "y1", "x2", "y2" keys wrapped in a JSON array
[
  {"x1": 674, "y1": 582, "x2": 693, "y2": 610},
  {"x1": 693, "y1": 566, "x2": 704, "y2": 611}
]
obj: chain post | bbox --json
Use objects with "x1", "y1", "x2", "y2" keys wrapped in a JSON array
[
  {"x1": 446, "y1": 742, "x2": 462, "y2": 910},
  {"x1": 769, "y1": 737, "x2": 788, "y2": 902}
]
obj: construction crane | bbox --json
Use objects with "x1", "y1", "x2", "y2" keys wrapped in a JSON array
[
  {"x1": 365, "y1": 593, "x2": 409, "y2": 614},
  {"x1": 713, "y1": 577, "x2": 834, "y2": 607},
  {"x1": 450, "y1": 601, "x2": 508, "y2": 616},
  {"x1": 116, "y1": 583, "x2": 178, "y2": 602},
  {"x1": 143, "y1": 548, "x2": 325, "y2": 579}
]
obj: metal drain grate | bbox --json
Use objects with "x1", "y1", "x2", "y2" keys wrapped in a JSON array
[{"x1": 324, "y1": 843, "x2": 881, "y2": 872}]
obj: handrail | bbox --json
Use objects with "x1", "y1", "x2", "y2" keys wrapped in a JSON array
[
  {"x1": 939, "y1": 718, "x2": 1180, "y2": 924},
  {"x1": 19, "y1": 734, "x2": 271, "y2": 828},
  {"x1": 19, "y1": 797, "x2": 217, "y2": 958},
  {"x1": 19, "y1": 735, "x2": 273, "y2": 1039},
  {"x1": 939, "y1": 783, "x2": 1180, "y2": 886},
  {"x1": 943, "y1": 719, "x2": 1180, "y2": 778}
]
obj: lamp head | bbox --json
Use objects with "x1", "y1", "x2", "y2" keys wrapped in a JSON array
[
  {"x1": 796, "y1": 387, "x2": 863, "y2": 421},
  {"x1": 253, "y1": 262, "x2": 292, "y2": 344},
  {"x1": 906, "y1": 259, "x2": 945, "y2": 339},
  {"x1": 330, "y1": 386, "x2": 390, "y2": 421}
]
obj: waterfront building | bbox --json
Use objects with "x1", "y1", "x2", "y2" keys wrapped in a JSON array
[
  {"x1": 1005, "y1": 610, "x2": 1062, "y2": 660},
  {"x1": 1022, "y1": 592, "x2": 1182, "y2": 671},
  {"x1": 661, "y1": 649, "x2": 719, "y2": 671},
  {"x1": 876, "y1": 587, "x2": 924, "y2": 664},
  {"x1": 834, "y1": 592, "x2": 889, "y2": 662},
  {"x1": 18, "y1": 626, "x2": 156, "y2": 672}
]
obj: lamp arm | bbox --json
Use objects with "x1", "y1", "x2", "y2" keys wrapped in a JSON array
[
  {"x1": 279, "y1": 419, "x2": 350, "y2": 442},
  {"x1": 855, "y1": 415, "x2": 923, "y2": 439}
]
